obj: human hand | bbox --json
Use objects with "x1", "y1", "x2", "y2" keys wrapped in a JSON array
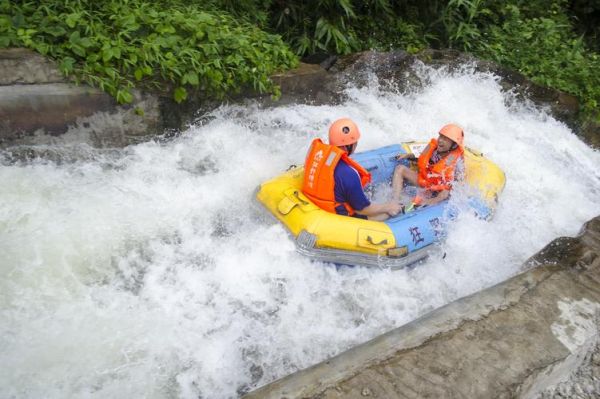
[
  {"x1": 386, "y1": 202, "x2": 403, "y2": 216},
  {"x1": 395, "y1": 153, "x2": 415, "y2": 161}
]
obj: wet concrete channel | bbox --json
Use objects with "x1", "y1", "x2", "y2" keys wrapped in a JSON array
[{"x1": 245, "y1": 217, "x2": 600, "y2": 398}]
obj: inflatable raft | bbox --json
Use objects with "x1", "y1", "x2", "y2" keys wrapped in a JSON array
[{"x1": 256, "y1": 142, "x2": 505, "y2": 269}]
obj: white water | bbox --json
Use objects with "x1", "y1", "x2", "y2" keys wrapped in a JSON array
[{"x1": 1, "y1": 65, "x2": 599, "y2": 398}]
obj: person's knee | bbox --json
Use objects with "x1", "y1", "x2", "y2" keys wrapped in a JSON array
[{"x1": 394, "y1": 165, "x2": 409, "y2": 176}]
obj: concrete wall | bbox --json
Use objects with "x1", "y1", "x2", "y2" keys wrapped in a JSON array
[
  {"x1": 0, "y1": 48, "x2": 162, "y2": 148},
  {"x1": 245, "y1": 217, "x2": 600, "y2": 398},
  {"x1": 0, "y1": 48, "x2": 331, "y2": 149},
  {"x1": 4, "y1": 48, "x2": 595, "y2": 150}
]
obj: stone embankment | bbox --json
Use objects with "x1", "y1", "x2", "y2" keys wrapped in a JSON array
[
  {"x1": 245, "y1": 216, "x2": 600, "y2": 398},
  {"x1": 0, "y1": 48, "x2": 160, "y2": 147},
  {"x1": 1, "y1": 47, "x2": 597, "y2": 149}
]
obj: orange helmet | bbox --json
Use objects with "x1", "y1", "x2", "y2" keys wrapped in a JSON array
[
  {"x1": 328, "y1": 118, "x2": 361, "y2": 146},
  {"x1": 439, "y1": 123, "x2": 464, "y2": 147}
]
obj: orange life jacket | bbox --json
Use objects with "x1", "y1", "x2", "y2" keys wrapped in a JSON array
[
  {"x1": 302, "y1": 138, "x2": 371, "y2": 215},
  {"x1": 417, "y1": 139, "x2": 464, "y2": 192}
]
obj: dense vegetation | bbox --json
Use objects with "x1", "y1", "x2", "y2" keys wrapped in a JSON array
[
  {"x1": 1, "y1": 0, "x2": 598, "y2": 118},
  {"x1": 0, "y1": 0, "x2": 298, "y2": 103}
]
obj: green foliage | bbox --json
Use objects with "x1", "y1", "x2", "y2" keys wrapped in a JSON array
[
  {"x1": 198, "y1": 0, "x2": 274, "y2": 27},
  {"x1": 265, "y1": 0, "x2": 433, "y2": 56},
  {"x1": 269, "y1": 1, "x2": 360, "y2": 55},
  {"x1": 440, "y1": 0, "x2": 600, "y2": 115},
  {"x1": 0, "y1": 0, "x2": 297, "y2": 104},
  {"x1": 0, "y1": 0, "x2": 598, "y2": 118},
  {"x1": 261, "y1": 0, "x2": 599, "y2": 116},
  {"x1": 441, "y1": 0, "x2": 491, "y2": 50},
  {"x1": 354, "y1": 16, "x2": 429, "y2": 54},
  {"x1": 483, "y1": 12, "x2": 600, "y2": 114},
  {"x1": 568, "y1": 0, "x2": 600, "y2": 52}
]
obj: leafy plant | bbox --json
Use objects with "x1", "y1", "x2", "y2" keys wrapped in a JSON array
[
  {"x1": 1, "y1": 0, "x2": 598, "y2": 120},
  {"x1": 0, "y1": 0, "x2": 298, "y2": 104},
  {"x1": 433, "y1": 0, "x2": 599, "y2": 116},
  {"x1": 568, "y1": 0, "x2": 600, "y2": 52},
  {"x1": 441, "y1": 0, "x2": 493, "y2": 50},
  {"x1": 471, "y1": 4, "x2": 600, "y2": 114}
]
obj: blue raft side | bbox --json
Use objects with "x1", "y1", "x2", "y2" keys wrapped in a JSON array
[
  {"x1": 350, "y1": 144, "x2": 491, "y2": 253},
  {"x1": 350, "y1": 144, "x2": 443, "y2": 252},
  {"x1": 386, "y1": 204, "x2": 444, "y2": 252},
  {"x1": 351, "y1": 144, "x2": 404, "y2": 185}
]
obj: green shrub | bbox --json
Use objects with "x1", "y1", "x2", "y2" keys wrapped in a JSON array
[
  {"x1": 0, "y1": 0, "x2": 298, "y2": 103},
  {"x1": 444, "y1": 1, "x2": 600, "y2": 116},
  {"x1": 1, "y1": 0, "x2": 598, "y2": 119},
  {"x1": 267, "y1": 0, "x2": 429, "y2": 55},
  {"x1": 268, "y1": 0, "x2": 360, "y2": 55},
  {"x1": 441, "y1": 0, "x2": 492, "y2": 50},
  {"x1": 354, "y1": 15, "x2": 429, "y2": 54},
  {"x1": 568, "y1": 0, "x2": 600, "y2": 52}
]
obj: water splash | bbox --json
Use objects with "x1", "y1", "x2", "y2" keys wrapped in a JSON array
[{"x1": 1, "y1": 65, "x2": 599, "y2": 398}]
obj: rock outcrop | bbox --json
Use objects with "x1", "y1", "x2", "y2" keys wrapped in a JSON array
[
  {"x1": 0, "y1": 47, "x2": 64, "y2": 84},
  {"x1": 244, "y1": 217, "x2": 600, "y2": 398},
  {"x1": 0, "y1": 48, "x2": 160, "y2": 147}
]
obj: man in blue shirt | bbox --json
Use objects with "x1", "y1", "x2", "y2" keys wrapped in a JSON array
[
  {"x1": 333, "y1": 160, "x2": 372, "y2": 216},
  {"x1": 303, "y1": 118, "x2": 401, "y2": 220}
]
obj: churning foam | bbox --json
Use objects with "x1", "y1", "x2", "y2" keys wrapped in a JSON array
[{"x1": 1, "y1": 64, "x2": 599, "y2": 398}]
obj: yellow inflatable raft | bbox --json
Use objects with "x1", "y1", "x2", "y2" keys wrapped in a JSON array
[{"x1": 256, "y1": 142, "x2": 505, "y2": 269}]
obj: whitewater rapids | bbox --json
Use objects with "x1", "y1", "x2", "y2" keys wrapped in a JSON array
[{"x1": 1, "y1": 64, "x2": 599, "y2": 398}]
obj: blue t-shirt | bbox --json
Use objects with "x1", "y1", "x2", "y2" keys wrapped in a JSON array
[{"x1": 333, "y1": 161, "x2": 371, "y2": 216}]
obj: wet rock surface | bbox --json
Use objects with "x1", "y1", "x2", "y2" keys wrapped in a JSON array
[
  {"x1": 580, "y1": 119, "x2": 600, "y2": 149},
  {"x1": 0, "y1": 47, "x2": 64, "y2": 85},
  {"x1": 244, "y1": 216, "x2": 600, "y2": 398},
  {"x1": 0, "y1": 48, "x2": 159, "y2": 148},
  {"x1": 536, "y1": 337, "x2": 600, "y2": 399}
]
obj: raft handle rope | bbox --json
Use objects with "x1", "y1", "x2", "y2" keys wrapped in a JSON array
[
  {"x1": 366, "y1": 236, "x2": 388, "y2": 246},
  {"x1": 293, "y1": 191, "x2": 309, "y2": 205}
]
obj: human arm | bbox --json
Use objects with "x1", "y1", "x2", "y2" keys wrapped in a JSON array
[
  {"x1": 334, "y1": 162, "x2": 402, "y2": 220},
  {"x1": 396, "y1": 153, "x2": 417, "y2": 161},
  {"x1": 355, "y1": 201, "x2": 403, "y2": 220}
]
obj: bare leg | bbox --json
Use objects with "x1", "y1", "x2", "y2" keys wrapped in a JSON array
[{"x1": 392, "y1": 165, "x2": 418, "y2": 202}]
